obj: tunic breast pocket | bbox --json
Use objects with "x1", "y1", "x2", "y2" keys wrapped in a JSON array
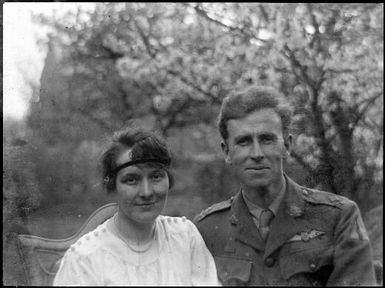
[
  {"x1": 214, "y1": 256, "x2": 252, "y2": 286},
  {"x1": 279, "y1": 240, "x2": 333, "y2": 282}
]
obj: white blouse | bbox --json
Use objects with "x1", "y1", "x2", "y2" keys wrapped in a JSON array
[{"x1": 53, "y1": 215, "x2": 220, "y2": 286}]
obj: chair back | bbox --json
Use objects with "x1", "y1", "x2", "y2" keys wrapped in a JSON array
[{"x1": 17, "y1": 203, "x2": 118, "y2": 286}]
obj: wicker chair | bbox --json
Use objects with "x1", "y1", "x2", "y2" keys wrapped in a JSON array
[{"x1": 17, "y1": 203, "x2": 118, "y2": 286}]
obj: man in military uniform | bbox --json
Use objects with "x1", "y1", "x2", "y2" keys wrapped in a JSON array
[{"x1": 194, "y1": 86, "x2": 376, "y2": 286}]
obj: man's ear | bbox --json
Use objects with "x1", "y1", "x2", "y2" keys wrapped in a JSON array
[
  {"x1": 221, "y1": 141, "x2": 232, "y2": 164},
  {"x1": 283, "y1": 134, "x2": 293, "y2": 157}
]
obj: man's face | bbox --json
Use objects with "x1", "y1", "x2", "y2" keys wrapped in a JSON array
[{"x1": 222, "y1": 108, "x2": 291, "y2": 190}]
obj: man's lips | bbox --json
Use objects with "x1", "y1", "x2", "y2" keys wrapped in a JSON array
[{"x1": 245, "y1": 167, "x2": 270, "y2": 171}]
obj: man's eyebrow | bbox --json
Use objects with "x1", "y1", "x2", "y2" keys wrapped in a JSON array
[
  {"x1": 234, "y1": 134, "x2": 251, "y2": 141},
  {"x1": 259, "y1": 132, "x2": 277, "y2": 137}
]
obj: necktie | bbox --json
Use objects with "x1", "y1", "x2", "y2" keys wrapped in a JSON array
[{"x1": 259, "y1": 209, "x2": 274, "y2": 241}]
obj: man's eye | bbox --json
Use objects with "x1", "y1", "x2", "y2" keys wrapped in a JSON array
[
  {"x1": 237, "y1": 138, "x2": 249, "y2": 146},
  {"x1": 260, "y1": 136, "x2": 274, "y2": 143}
]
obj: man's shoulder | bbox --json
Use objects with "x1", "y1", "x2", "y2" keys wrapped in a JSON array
[
  {"x1": 301, "y1": 186, "x2": 355, "y2": 210},
  {"x1": 193, "y1": 197, "x2": 234, "y2": 223}
]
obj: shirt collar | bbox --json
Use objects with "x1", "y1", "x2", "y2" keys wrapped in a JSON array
[{"x1": 242, "y1": 178, "x2": 287, "y2": 217}]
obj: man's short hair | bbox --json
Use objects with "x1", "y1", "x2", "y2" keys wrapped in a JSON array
[{"x1": 218, "y1": 86, "x2": 293, "y2": 141}]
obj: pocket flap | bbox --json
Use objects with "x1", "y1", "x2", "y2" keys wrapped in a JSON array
[
  {"x1": 279, "y1": 247, "x2": 333, "y2": 280},
  {"x1": 214, "y1": 256, "x2": 252, "y2": 283}
]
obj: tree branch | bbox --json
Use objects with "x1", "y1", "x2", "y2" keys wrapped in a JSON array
[
  {"x1": 160, "y1": 98, "x2": 192, "y2": 135},
  {"x1": 192, "y1": 4, "x2": 268, "y2": 44},
  {"x1": 306, "y1": 4, "x2": 320, "y2": 34},
  {"x1": 258, "y1": 4, "x2": 269, "y2": 23},
  {"x1": 130, "y1": 12, "x2": 221, "y2": 107},
  {"x1": 166, "y1": 69, "x2": 221, "y2": 104},
  {"x1": 134, "y1": 19, "x2": 156, "y2": 58},
  {"x1": 352, "y1": 93, "x2": 382, "y2": 129},
  {"x1": 306, "y1": 81, "x2": 338, "y2": 194},
  {"x1": 325, "y1": 68, "x2": 357, "y2": 74},
  {"x1": 281, "y1": 44, "x2": 317, "y2": 90}
]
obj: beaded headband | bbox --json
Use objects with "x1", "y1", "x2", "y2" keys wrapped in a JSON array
[{"x1": 111, "y1": 149, "x2": 170, "y2": 177}]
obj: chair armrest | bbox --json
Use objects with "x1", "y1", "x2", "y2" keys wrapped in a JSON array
[{"x1": 18, "y1": 202, "x2": 118, "y2": 285}]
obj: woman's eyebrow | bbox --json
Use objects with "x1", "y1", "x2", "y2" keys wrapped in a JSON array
[{"x1": 120, "y1": 172, "x2": 139, "y2": 177}]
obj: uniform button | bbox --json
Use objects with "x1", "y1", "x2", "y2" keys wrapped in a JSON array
[
  {"x1": 265, "y1": 257, "x2": 275, "y2": 267},
  {"x1": 229, "y1": 215, "x2": 238, "y2": 225},
  {"x1": 309, "y1": 263, "x2": 316, "y2": 271},
  {"x1": 302, "y1": 189, "x2": 308, "y2": 196}
]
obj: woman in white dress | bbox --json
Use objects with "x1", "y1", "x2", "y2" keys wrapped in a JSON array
[{"x1": 53, "y1": 128, "x2": 219, "y2": 286}]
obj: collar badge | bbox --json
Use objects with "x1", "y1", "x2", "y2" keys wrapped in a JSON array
[{"x1": 289, "y1": 205, "x2": 302, "y2": 217}]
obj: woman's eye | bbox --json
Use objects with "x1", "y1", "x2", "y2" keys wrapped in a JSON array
[
  {"x1": 151, "y1": 172, "x2": 165, "y2": 181},
  {"x1": 122, "y1": 177, "x2": 137, "y2": 185}
]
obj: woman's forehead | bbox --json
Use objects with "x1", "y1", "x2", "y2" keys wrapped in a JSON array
[{"x1": 118, "y1": 163, "x2": 165, "y2": 175}]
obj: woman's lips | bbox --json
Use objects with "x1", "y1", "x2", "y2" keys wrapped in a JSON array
[{"x1": 135, "y1": 202, "x2": 156, "y2": 207}]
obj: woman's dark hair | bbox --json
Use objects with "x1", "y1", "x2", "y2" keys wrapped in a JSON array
[{"x1": 101, "y1": 128, "x2": 173, "y2": 193}]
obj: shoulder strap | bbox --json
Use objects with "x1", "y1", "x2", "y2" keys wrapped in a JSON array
[{"x1": 194, "y1": 197, "x2": 233, "y2": 223}]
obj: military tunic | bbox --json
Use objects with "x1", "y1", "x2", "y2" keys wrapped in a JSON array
[{"x1": 194, "y1": 175, "x2": 376, "y2": 286}]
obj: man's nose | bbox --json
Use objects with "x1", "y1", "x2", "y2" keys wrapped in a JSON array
[
  {"x1": 139, "y1": 178, "x2": 153, "y2": 197},
  {"x1": 250, "y1": 141, "x2": 264, "y2": 160}
]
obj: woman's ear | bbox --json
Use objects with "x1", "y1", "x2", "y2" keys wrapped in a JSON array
[{"x1": 167, "y1": 170, "x2": 174, "y2": 189}]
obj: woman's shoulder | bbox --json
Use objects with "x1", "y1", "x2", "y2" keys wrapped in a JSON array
[
  {"x1": 157, "y1": 215, "x2": 197, "y2": 236},
  {"x1": 67, "y1": 220, "x2": 110, "y2": 257}
]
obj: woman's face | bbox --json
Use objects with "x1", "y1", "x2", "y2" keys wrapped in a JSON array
[{"x1": 115, "y1": 149, "x2": 169, "y2": 224}]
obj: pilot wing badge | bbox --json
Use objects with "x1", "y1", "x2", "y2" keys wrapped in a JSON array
[{"x1": 287, "y1": 230, "x2": 325, "y2": 243}]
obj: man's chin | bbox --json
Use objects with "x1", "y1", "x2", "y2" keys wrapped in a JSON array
[{"x1": 243, "y1": 177, "x2": 270, "y2": 188}]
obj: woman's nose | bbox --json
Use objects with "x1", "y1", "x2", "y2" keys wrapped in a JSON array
[{"x1": 139, "y1": 178, "x2": 153, "y2": 197}]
